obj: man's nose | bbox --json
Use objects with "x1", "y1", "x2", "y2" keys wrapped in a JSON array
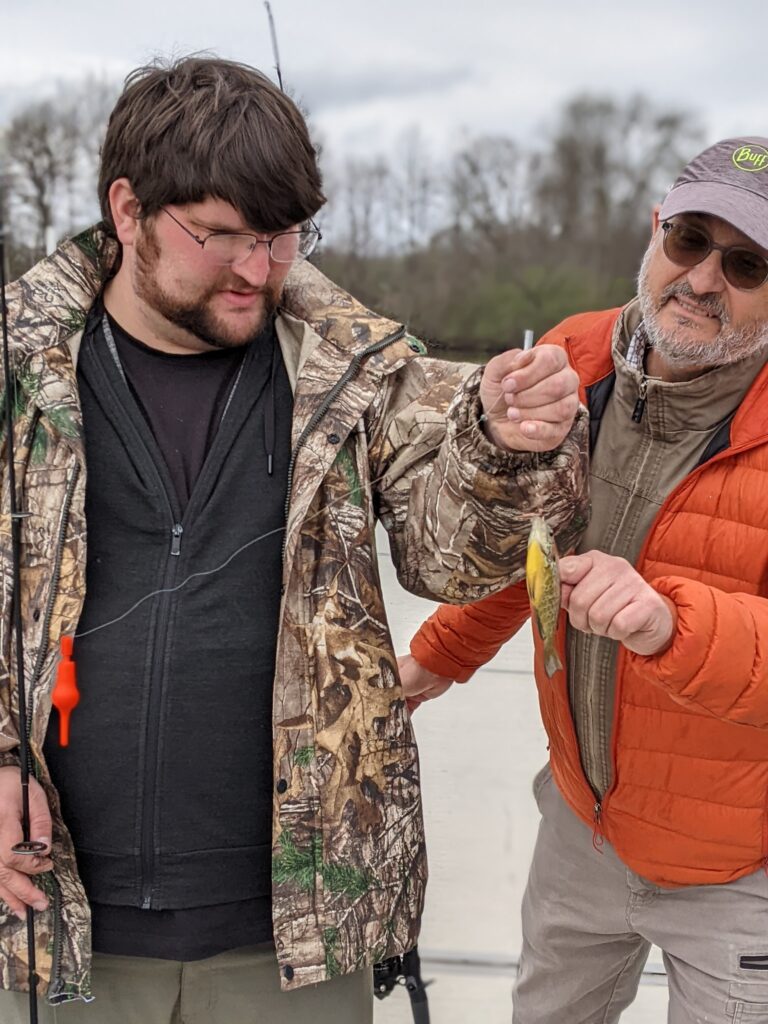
[
  {"x1": 686, "y1": 251, "x2": 727, "y2": 295},
  {"x1": 230, "y1": 242, "x2": 272, "y2": 284}
]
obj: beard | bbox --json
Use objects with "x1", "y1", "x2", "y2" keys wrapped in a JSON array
[
  {"x1": 637, "y1": 241, "x2": 768, "y2": 370},
  {"x1": 133, "y1": 224, "x2": 280, "y2": 349}
]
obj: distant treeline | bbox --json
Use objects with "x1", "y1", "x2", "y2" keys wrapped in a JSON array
[{"x1": 1, "y1": 82, "x2": 703, "y2": 354}]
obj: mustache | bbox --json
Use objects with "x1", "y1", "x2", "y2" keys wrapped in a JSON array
[
  {"x1": 658, "y1": 281, "x2": 729, "y2": 323},
  {"x1": 215, "y1": 277, "x2": 267, "y2": 293}
]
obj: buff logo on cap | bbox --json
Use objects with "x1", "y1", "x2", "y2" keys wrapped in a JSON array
[{"x1": 732, "y1": 144, "x2": 768, "y2": 172}]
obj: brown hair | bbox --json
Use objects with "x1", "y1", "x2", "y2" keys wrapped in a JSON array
[{"x1": 98, "y1": 55, "x2": 325, "y2": 236}]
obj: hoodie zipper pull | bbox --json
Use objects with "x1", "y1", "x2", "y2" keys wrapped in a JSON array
[
  {"x1": 170, "y1": 523, "x2": 183, "y2": 556},
  {"x1": 632, "y1": 377, "x2": 648, "y2": 423}
]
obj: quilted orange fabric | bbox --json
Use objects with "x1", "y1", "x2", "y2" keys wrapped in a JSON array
[{"x1": 411, "y1": 308, "x2": 768, "y2": 886}]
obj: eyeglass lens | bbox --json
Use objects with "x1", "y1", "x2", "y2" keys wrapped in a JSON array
[
  {"x1": 205, "y1": 230, "x2": 316, "y2": 266},
  {"x1": 663, "y1": 222, "x2": 768, "y2": 291}
]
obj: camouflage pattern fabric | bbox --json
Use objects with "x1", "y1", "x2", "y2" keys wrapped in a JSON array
[{"x1": 0, "y1": 228, "x2": 589, "y2": 1001}]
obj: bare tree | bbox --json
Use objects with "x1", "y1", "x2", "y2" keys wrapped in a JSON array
[
  {"x1": 0, "y1": 77, "x2": 119, "y2": 258},
  {"x1": 2, "y1": 99, "x2": 80, "y2": 255},
  {"x1": 447, "y1": 135, "x2": 526, "y2": 243},
  {"x1": 530, "y1": 94, "x2": 704, "y2": 275},
  {"x1": 65, "y1": 75, "x2": 121, "y2": 224},
  {"x1": 392, "y1": 127, "x2": 438, "y2": 252}
]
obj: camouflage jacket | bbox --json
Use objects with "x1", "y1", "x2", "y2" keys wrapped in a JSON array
[{"x1": 0, "y1": 228, "x2": 589, "y2": 1002}]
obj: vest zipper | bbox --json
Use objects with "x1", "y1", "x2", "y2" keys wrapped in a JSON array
[
  {"x1": 592, "y1": 802, "x2": 605, "y2": 851},
  {"x1": 631, "y1": 376, "x2": 648, "y2": 423}
]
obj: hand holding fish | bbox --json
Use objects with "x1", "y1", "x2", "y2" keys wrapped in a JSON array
[
  {"x1": 480, "y1": 345, "x2": 580, "y2": 453},
  {"x1": 559, "y1": 551, "x2": 677, "y2": 656}
]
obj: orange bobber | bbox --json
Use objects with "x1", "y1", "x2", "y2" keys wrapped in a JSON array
[{"x1": 51, "y1": 635, "x2": 79, "y2": 747}]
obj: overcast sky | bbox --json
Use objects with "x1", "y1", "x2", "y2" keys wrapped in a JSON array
[{"x1": 2, "y1": 0, "x2": 766, "y2": 162}]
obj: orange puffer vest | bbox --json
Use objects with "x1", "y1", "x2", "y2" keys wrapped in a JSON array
[{"x1": 413, "y1": 307, "x2": 768, "y2": 887}]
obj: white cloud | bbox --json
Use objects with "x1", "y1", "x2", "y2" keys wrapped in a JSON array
[{"x1": 1, "y1": 0, "x2": 765, "y2": 159}]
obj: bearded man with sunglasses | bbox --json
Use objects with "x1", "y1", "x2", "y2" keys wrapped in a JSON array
[
  {"x1": 0, "y1": 55, "x2": 589, "y2": 1024},
  {"x1": 401, "y1": 137, "x2": 768, "y2": 1023}
]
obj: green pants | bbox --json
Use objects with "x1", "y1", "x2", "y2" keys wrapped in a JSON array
[{"x1": 1, "y1": 944, "x2": 373, "y2": 1024}]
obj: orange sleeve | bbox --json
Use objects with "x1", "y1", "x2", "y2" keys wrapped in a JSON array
[
  {"x1": 409, "y1": 580, "x2": 531, "y2": 682},
  {"x1": 630, "y1": 577, "x2": 768, "y2": 728}
]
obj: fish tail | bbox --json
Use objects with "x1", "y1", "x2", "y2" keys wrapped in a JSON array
[{"x1": 543, "y1": 642, "x2": 563, "y2": 679}]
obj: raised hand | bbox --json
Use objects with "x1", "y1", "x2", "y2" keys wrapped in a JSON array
[{"x1": 480, "y1": 345, "x2": 580, "y2": 453}]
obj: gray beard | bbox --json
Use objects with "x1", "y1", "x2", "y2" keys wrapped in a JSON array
[{"x1": 636, "y1": 242, "x2": 768, "y2": 370}]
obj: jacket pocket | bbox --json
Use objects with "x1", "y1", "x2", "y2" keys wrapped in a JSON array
[
  {"x1": 739, "y1": 956, "x2": 768, "y2": 971},
  {"x1": 727, "y1": 978, "x2": 768, "y2": 1022}
]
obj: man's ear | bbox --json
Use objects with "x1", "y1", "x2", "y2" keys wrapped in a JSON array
[{"x1": 108, "y1": 178, "x2": 142, "y2": 246}]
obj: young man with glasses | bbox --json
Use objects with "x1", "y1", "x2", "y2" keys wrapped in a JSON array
[
  {"x1": 0, "y1": 56, "x2": 588, "y2": 1023},
  {"x1": 401, "y1": 137, "x2": 768, "y2": 1023}
]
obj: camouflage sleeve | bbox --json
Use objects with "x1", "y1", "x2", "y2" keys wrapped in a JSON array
[{"x1": 371, "y1": 357, "x2": 589, "y2": 603}]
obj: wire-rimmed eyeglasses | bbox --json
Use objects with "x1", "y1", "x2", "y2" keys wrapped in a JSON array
[
  {"x1": 162, "y1": 207, "x2": 321, "y2": 266},
  {"x1": 661, "y1": 219, "x2": 768, "y2": 291}
]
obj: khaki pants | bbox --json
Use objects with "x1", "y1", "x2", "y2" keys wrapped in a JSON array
[
  {"x1": 513, "y1": 765, "x2": 768, "y2": 1024},
  {"x1": 0, "y1": 944, "x2": 372, "y2": 1024}
]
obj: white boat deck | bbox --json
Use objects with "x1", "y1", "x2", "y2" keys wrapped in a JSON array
[{"x1": 374, "y1": 531, "x2": 667, "y2": 1024}]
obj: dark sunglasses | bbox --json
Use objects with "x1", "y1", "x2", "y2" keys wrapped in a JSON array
[{"x1": 661, "y1": 220, "x2": 768, "y2": 291}]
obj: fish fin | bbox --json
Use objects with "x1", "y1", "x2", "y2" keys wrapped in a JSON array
[
  {"x1": 532, "y1": 607, "x2": 545, "y2": 643},
  {"x1": 543, "y1": 644, "x2": 563, "y2": 679}
]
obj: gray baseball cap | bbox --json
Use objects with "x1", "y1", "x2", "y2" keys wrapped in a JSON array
[{"x1": 659, "y1": 137, "x2": 768, "y2": 250}]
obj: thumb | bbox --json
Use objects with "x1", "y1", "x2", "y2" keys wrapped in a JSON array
[
  {"x1": 558, "y1": 553, "x2": 593, "y2": 586},
  {"x1": 485, "y1": 347, "x2": 533, "y2": 384},
  {"x1": 28, "y1": 779, "x2": 52, "y2": 851}
]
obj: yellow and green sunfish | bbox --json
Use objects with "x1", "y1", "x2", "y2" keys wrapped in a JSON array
[{"x1": 526, "y1": 515, "x2": 563, "y2": 678}]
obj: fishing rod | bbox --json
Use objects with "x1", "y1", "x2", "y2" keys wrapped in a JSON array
[
  {"x1": 264, "y1": 2, "x2": 284, "y2": 91},
  {"x1": 374, "y1": 947, "x2": 432, "y2": 1024},
  {"x1": 1, "y1": 168, "x2": 47, "y2": 1024}
]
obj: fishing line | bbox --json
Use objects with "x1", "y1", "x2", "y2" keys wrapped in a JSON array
[
  {"x1": 521, "y1": 329, "x2": 546, "y2": 518},
  {"x1": 71, "y1": 383, "x2": 521, "y2": 642}
]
